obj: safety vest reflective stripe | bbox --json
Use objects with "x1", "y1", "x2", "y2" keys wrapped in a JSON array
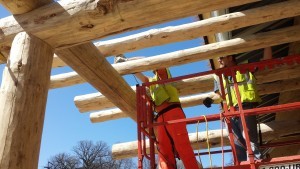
[
  {"x1": 223, "y1": 71, "x2": 261, "y2": 106},
  {"x1": 223, "y1": 73, "x2": 253, "y2": 95}
]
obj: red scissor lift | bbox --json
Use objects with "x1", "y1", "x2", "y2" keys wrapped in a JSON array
[{"x1": 137, "y1": 55, "x2": 300, "y2": 169}]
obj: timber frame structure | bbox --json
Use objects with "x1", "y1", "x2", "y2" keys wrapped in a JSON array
[{"x1": 0, "y1": 0, "x2": 300, "y2": 169}]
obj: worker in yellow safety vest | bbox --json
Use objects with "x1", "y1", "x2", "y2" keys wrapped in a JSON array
[
  {"x1": 134, "y1": 68, "x2": 202, "y2": 169},
  {"x1": 203, "y1": 47, "x2": 272, "y2": 162}
]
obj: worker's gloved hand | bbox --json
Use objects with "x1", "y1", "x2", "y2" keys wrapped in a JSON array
[{"x1": 203, "y1": 97, "x2": 214, "y2": 108}]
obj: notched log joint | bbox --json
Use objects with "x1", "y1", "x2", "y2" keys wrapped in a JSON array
[
  {"x1": 96, "y1": 0, "x2": 115, "y2": 15},
  {"x1": 96, "y1": 4, "x2": 108, "y2": 15},
  {"x1": 96, "y1": 0, "x2": 133, "y2": 15}
]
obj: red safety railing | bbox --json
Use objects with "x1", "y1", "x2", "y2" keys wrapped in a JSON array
[{"x1": 137, "y1": 55, "x2": 300, "y2": 169}]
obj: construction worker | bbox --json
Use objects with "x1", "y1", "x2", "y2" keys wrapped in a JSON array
[
  {"x1": 134, "y1": 68, "x2": 201, "y2": 169},
  {"x1": 114, "y1": 55, "x2": 201, "y2": 168},
  {"x1": 203, "y1": 47, "x2": 272, "y2": 162}
]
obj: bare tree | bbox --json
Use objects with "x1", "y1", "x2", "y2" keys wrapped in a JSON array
[
  {"x1": 72, "y1": 140, "x2": 111, "y2": 169},
  {"x1": 47, "y1": 153, "x2": 79, "y2": 169},
  {"x1": 111, "y1": 158, "x2": 137, "y2": 169},
  {"x1": 46, "y1": 140, "x2": 136, "y2": 169}
]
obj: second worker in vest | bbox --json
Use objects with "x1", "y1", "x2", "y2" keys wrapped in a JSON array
[
  {"x1": 135, "y1": 68, "x2": 202, "y2": 169},
  {"x1": 203, "y1": 47, "x2": 272, "y2": 162}
]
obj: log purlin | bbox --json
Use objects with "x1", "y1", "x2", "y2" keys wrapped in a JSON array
[
  {"x1": 49, "y1": 26, "x2": 300, "y2": 89},
  {"x1": 111, "y1": 120, "x2": 300, "y2": 159},
  {"x1": 90, "y1": 92, "x2": 220, "y2": 123},
  {"x1": 255, "y1": 64, "x2": 300, "y2": 84},
  {"x1": 108, "y1": 26, "x2": 300, "y2": 75}
]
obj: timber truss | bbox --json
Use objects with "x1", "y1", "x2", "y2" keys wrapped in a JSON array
[{"x1": 0, "y1": 0, "x2": 300, "y2": 169}]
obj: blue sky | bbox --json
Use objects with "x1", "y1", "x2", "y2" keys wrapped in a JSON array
[{"x1": 0, "y1": 5, "x2": 230, "y2": 168}]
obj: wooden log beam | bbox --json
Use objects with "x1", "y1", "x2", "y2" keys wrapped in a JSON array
[
  {"x1": 55, "y1": 43, "x2": 137, "y2": 121},
  {"x1": 90, "y1": 92, "x2": 220, "y2": 123},
  {"x1": 0, "y1": 1, "x2": 54, "y2": 169},
  {"x1": 111, "y1": 120, "x2": 300, "y2": 159},
  {"x1": 257, "y1": 77, "x2": 300, "y2": 95},
  {"x1": 100, "y1": 26, "x2": 300, "y2": 75},
  {"x1": 50, "y1": 56, "x2": 300, "y2": 89},
  {"x1": 50, "y1": 72, "x2": 84, "y2": 89},
  {"x1": 90, "y1": 108, "x2": 127, "y2": 123},
  {"x1": 0, "y1": 32, "x2": 54, "y2": 169},
  {"x1": 75, "y1": 75, "x2": 214, "y2": 112},
  {"x1": 49, "y1": 26, "x2": 300, "y2": 89},
  {"x1": 255, "y1": 64, "x2": 300, "y2": 84}
]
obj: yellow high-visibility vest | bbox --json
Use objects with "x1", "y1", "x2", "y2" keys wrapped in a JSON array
[
  {"x1": 223, "y1": 71, "x2": 261, "y2": 107},
  {"x1": 149, "y1": 69, "x2": 180, "y2": 106}
]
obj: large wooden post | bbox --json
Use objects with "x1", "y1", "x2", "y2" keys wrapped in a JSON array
[{"x1": 0, "y1": 32, "x2": 53, "y2": 169}]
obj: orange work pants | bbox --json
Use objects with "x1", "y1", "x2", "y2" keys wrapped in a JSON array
[{"x1": 156, "y1": 107, "x2": 198, "y2": 169}]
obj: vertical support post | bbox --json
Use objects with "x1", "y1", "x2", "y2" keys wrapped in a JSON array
[{"x1": 0, "y1": 32, "x2": 54, "y2": 169}]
